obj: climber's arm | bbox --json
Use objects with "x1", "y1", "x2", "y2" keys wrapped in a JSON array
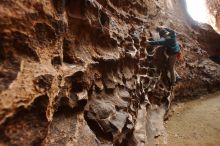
[
  {"x1": 147, "y1": 38, "x2": 166, "y2": 46},
  {"x1": 164, "y1": 28, "x2": 176, "y2": 37}
]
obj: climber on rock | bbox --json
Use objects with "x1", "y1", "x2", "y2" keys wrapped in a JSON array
[{"x1": 147, "y1": 27, "x2": 182, "y2": 86}]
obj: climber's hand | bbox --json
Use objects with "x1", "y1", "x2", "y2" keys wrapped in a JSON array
[
  {"x1": 156, "y1": 26, "x2": 166, "y2": 32},
  {"x1": 146, "y1": 40, "x2": 151, "y2": 45}
]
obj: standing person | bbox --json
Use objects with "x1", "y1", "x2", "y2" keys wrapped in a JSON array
[{"x1": 147, "y1": 27, "x2": 182, "y2": 85}]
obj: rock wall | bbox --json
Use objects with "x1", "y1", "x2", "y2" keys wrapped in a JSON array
[
  {"x1": 171, "y1": 0, "x2": 220, "y2": 100},
  {"x1": 0, "y1": 0, "x2": 220, "y2": 146},
  {"x1": 207, "y1": 0, "x2": 220, "y2": 33}
]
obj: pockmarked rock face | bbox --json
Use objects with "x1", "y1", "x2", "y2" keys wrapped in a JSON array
[
  {"x1": 206, "y1": 0, "x2": 220, "y2": 33},
  {"x1": 0, "y1": 0, "x2": 220, "y2": 145}
]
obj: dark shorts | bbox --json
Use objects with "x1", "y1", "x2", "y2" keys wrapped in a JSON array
[{"x1": 166, "y1": 49, "x2": 179, "y2": 55}]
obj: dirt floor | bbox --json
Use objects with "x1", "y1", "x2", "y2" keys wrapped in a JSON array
[{"x1": 166, "y1": 91, "x2": 220, "y2": 146}]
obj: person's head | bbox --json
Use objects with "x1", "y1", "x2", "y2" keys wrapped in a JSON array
[{"x1": 158, "y1": 28, "x2": 170, "y2": 38}]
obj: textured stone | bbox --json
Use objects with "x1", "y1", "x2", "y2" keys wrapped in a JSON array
[{"x1": 0, "y1": 0, "x2": 220, "y2": 146}]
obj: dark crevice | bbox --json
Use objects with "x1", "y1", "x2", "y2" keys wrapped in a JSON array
[
  {"x1": 56, "y1": 97, "x2": 86, "y2": 115},
  {"x1": 0, "y1": 95, "x2": 49, "y2": 146},
  {"x1": 1, "y1": 31, "x2": 40, "y2": 61},
  {"x1": 34, "y1": 23, "x2": 56, "y2": 43},
  {"x1": 84, "y1": 111, "x2": 114, "y2": 142},
  {"x1": 63, "y1": 38, "x2": 83, "y2": 64},
  {"x1": 67, "y1": 0, "x2": 86, "y2": 18},
  {"x1": 63, "y1": 38, "x2": 73, "y2": 64},
  {"x1": 12, "y1": 31, "x2": 39, "y2": 61},
  {"x1": 0, "y1": 51, "x2": 21, "y2": 93},
  {"x1": 69, "y1": 71, "x2": 85, "y2": 93},
  {"x1": 52, "y1": 0, "x2": 67, "y2": 14},
  {"x1": 209, "y1": 56, "x2": 220, "y2": 65},
  {"x1": 51, "y1": 56, "x2": 62, "y2": 66},
  {"x1": 71, "y1": 82, "x2": 84, "y2": 93},
  {"x1": 77, "y1": 99, "x2": 87, "y2": 111},
  {"x1": 99, "y1": 11, "x2": 109, "y2": 26},
  {"x1": 14, "y1": 43, "x2": 39, "y2": 61},
  {"x1": 52, "y1": 20, "x2": 67, "y2": 34},
  {"x1": 0, "y1": 41, "x2": 5, "y2": 62}
]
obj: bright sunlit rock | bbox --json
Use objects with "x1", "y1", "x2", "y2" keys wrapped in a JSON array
[{"x1": 186, "y1": 0, "x2": 209, "y2": 23}]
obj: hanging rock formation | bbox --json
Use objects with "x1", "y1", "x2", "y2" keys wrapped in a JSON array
[
  {"x1": 206, "y1": 0, "x2": 220, "y2": 33},
  {"x1": 0, "y1": 0, "x2": 220, "y2": 145}
]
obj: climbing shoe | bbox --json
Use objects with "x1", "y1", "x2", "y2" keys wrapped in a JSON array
[{"x1": 176, "y1": 76, "x2": 182, "y2": 83}]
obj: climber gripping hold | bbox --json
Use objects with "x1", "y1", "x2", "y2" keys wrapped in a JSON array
[{"x1": 147, "y1": 26, "x2": 182, "y2": 86}]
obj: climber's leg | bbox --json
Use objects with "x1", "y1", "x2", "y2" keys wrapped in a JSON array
[{"x1": 168, "y1": 54, "x2": 177, "y2": 85}]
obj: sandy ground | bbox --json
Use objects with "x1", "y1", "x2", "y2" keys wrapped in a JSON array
[{"x1": 166, "y1": 92, "x2": 220, "y2": 146}]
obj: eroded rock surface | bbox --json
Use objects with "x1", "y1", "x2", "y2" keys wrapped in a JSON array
[
  {"x1": 207, "y1": 0, "x2": 220, "y2": 33},
  {"x1": 0, "y1": 0, "x2": 220, "y2": 145}
]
